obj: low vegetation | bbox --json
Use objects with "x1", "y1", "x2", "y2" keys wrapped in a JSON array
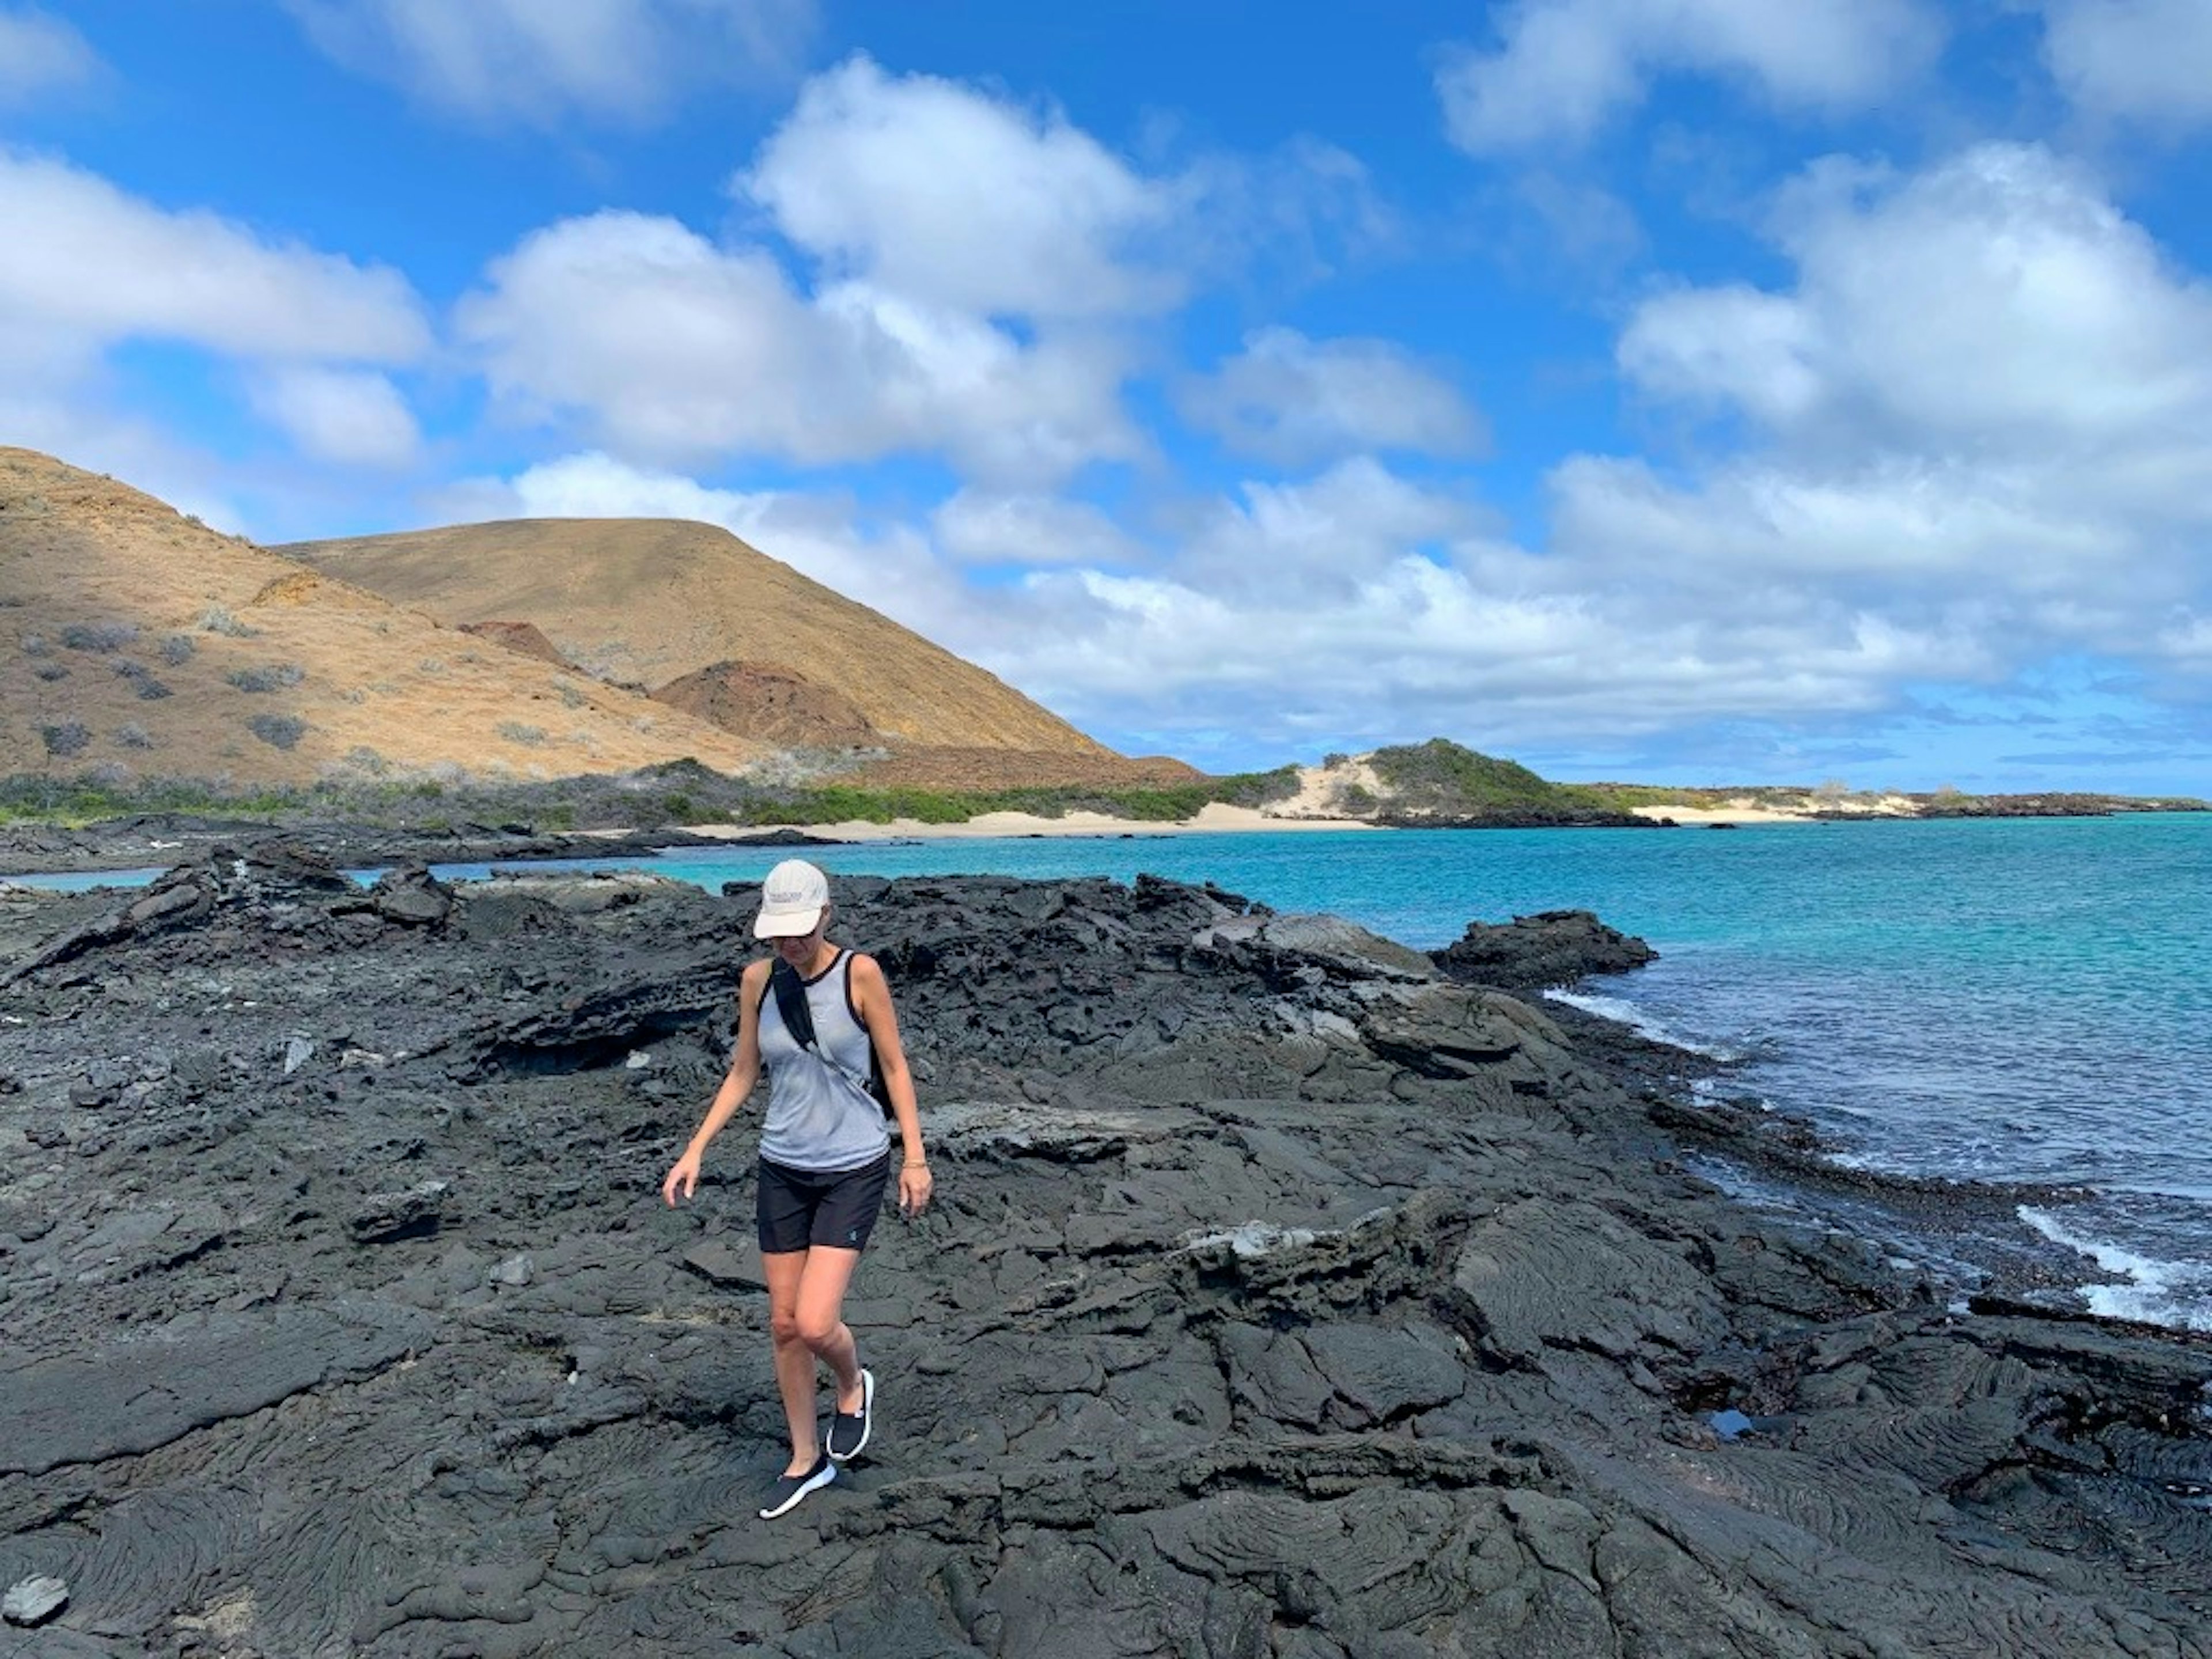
[
  {"x1": 1366, "y1": 739, "x2": 1604, "y2": 819},
  {"x1": 0, "y1": 761, "x2": 1302, "y2": 833},
  {"x1": 3, "y1": 747, "x2": 2194, "y2": 836}
]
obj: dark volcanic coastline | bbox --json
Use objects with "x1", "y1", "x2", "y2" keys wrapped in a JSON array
[
  {"x1": 2, "y1": 848, "x2": 2207, "y2": 1657},
  {"x1": 0, "y1": 817, "x2": 837, "y2": 882}
]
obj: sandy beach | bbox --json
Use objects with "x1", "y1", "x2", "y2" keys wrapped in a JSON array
[
  {"x1": 688, "y1": 802, "x2": 1384, "y2": 842},
  {"x1": 1628, "y1": 803, "x2": 1815, "y2": 825}
]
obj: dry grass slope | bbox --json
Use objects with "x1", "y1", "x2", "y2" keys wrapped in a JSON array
[
  {"x1": 0, "y1": 449, "x2": 765, "y2": 786},
  {"x1": 283, "y1": 518, "x2": 1111, "y2": 756}
]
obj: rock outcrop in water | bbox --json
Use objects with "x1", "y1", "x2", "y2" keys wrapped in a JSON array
[
  {"x1": 1429, "y1": 909, "x2": 1658, "y2": 993},
  {"x1": 1, "y1": 850, "x2": 2207, "y2": 1657}
]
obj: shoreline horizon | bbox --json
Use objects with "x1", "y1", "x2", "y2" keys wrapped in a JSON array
[{"x1": 684, "y1": 799, "x2": 1826, "y2": 845}]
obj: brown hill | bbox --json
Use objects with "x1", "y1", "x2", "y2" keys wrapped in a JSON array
[
  {"x1": 458, "y1": 620, "x2": 573, "y2": 668},
  {"x1": 0, "y1": 449, "x2": 765, "y2": 785},
  {"x1": 282, "y1": 518, "x2": 1112, "y2": 756},
  {"x1": 652, "y1": 660, "x2": 881, "y2": 749}
]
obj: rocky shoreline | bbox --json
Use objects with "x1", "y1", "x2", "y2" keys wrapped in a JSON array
[
  {"x1": 2, "y1": 846, "x2": 2207, "y2": 1656},
  {"x1": 0, "y1": 818, "x2": 839, "y2": 881}
]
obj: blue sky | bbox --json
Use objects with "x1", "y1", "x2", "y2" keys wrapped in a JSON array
[{"x1": 5, "y1": 1, "x2": 2212, "y2": 792}]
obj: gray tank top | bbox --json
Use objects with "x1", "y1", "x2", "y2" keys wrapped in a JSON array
[{"x1": 756, "y1": 950, "x2": 891, "y2": 1173}]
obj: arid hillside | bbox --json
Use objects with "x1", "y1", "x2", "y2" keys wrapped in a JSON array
[
  {"x1": 0, "y1": 450, "x2": 764, "y2": 785},
  {"x1": 282, "y1": 518, "x2": 1112, "y2": 757}
]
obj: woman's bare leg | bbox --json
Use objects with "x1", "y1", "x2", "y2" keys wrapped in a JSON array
[
  {"x1": 761, "y1": 1248, "x2": 823, "y2": 1474},
  {"x1": 762, "y1": 1244, "x2": 867, "y2": 1471},
  {"x1": 795, "y1": 1245, "x2": 865, "y2": 1414}
]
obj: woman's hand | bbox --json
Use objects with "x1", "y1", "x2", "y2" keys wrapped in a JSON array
[
  {"x1": 662, "y1": 1148, "x2": 703, "y2": 1206},
  {"x1": 899, "y1": 1161, "x2": 933, "y2": 1218}
]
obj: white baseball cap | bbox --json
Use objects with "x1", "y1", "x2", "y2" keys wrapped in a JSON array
[{"x1": 753, "y1": 858, "x2": 830, "y2": 938}]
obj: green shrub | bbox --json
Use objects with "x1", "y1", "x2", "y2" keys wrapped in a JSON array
[
  {"x1": 228, "y1": 664, "x2": 304, "y2": 694},
  {"x1": 1366, "y1": 738, "x2": 1577, "y2": 814},
  {"x1": 61, "y1": 622, "x2": 138, "y2": 653},
  {"x1": 248, "y1": 713, "x2": 308, "y2": 750},
  {"x1": 39, "y1": 722, "x2": 90, "y2": 757},
  {"x1": 197, "y1": 605, "x2": 257, "y2": 638}
]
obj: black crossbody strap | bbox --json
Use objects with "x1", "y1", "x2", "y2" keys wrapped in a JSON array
[{"x1": 767, "y1": 956, "x2": 819, "y2": 1052}]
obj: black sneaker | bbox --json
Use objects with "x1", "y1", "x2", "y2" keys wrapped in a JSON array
[
  {"x1": 827, "y1": 1368, "x2": 874, "y2": 1463},
  {"x1": 757, "y1": 1454, "x2": 835, "y2": 1520}
]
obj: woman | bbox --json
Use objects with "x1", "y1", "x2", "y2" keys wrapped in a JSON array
[{"x1": 661, "y1": 858, "x2": 931, "y2": 1520}]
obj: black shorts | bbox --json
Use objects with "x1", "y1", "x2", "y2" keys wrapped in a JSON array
[{"x1": 757, "y1": 1152, "x2": 891, "y2": 1255}]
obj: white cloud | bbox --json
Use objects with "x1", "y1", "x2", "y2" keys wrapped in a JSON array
[
  {"x1": 248, "y1": 366, "x2": 422, "y2": 468},
  {"x1": 987, "y1": 488, "x2": 1960, "y2": 757},
  {"x1": 283, "y1": 0, "x2": 816, "y2": 126},
  {"x1": 459, "y1": 210, "x2": 1141, "y2": 484},
  {"x1": 0, "y1": 6, "x2": 101, "y2": 107},
  {"x1": 0, "y1": 151, "x2": 429, "y2": 485},
  {"x1": 931, "y1": 490, "x2": 1143, "y2": 568},
  {"x1": 979, "y1": 146, "x2": 2212, "y2": 759},
  {"x1": 1171, "y1": 459, "x2": 1494, "y2": 596},
  {"x1": 1593, "y1": 142, "x2": 2212, "y2": 675},
  {"x1": 2040, "y1": 0, "x2": 2212, "y2": 128},
  {"x1": 461, "y1": 56, "x2": 1408, "y2": 488},
  {"x1": 0, "y1": 151, "x2": 430, "y2": 363},
  {"x1": 742, "y1": 54, "x2": 1181, "y2": 318},
  {"x1": 1178, "y1": 328, "x2": 1486, "y2": 467},
  {"x1": 1619, "y1": 144, "x2": 2212, "y2": 467},
  {"x1": 1437, "y1": 0, "x2": 1942, "y2": 154}
]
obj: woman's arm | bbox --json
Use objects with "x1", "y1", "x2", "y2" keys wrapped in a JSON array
[
  {"x1": 662, "y1": 957, "x2": 770, "y2": 1205},
  {"x1": 851, "y1": 952, "x2": 932, "y2": 1216}
]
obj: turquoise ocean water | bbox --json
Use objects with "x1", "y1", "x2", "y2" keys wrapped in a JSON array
[{"x1": 18, "y1": 813, "x2": 2211, "y2": 1327}]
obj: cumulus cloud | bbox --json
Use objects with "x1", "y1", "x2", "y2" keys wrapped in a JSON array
[
  {"x1": 0, "y1": 6, "x2": 102, "y2": 108},
  {"x1": 970, "y1": 147, "x2": 2212, "y2": 761},
  {"x1": 1596, "y1": 142, "x2": 2212, "y2": 675},
  {"x1": 2040, "y1": 0, "x2": 2212, "y2": 128},
  {"x1": 283, "y1": 0, "x2": 816, "y2": 126},
  {"x1": 986, "y1": 480, "x2": 1963, "y2": 760},
  {"x1": 0, "y1": 151, "x2": 430, "y2": 362},
  {"x1": 743, "y1": 54, "x2": 1181, "y2": 318},
  {"x1": 248, "y1": 366, "x2": 422, "y2": 468},
  {"x1": 1437, "y1": 0, "x2": 1942, "y2": 154},
  {"x1": 458, "y1": 210, "x2": 1142, "y2": 484},
  {"x1": 1622, "y1": 147, "x2": 2212, "y2": 453},
  {"x1": 459, "y1": 56, "x2": 1410, "y2": 488},
  {"x1": 0, "y1": 151, "x2": 429, "y2": 483},
  {"x1": 931, "y1": 490, "x2": 1145, "y2": 569},
  {"x1": 1178, "y1": 329, "x2": 1486, "y2": 467}
]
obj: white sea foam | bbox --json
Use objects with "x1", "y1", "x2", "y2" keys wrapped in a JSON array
[
  {"x1": 1540, "y1": 988, "x2": 1744, "y2": 1059},
  {"x1": 2018, "y1": 1207, "x2": 2212, "y2": 1331},
  {"x1": 1689, "y1": 1076, "x2": 1772, "y2": 1109}
]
